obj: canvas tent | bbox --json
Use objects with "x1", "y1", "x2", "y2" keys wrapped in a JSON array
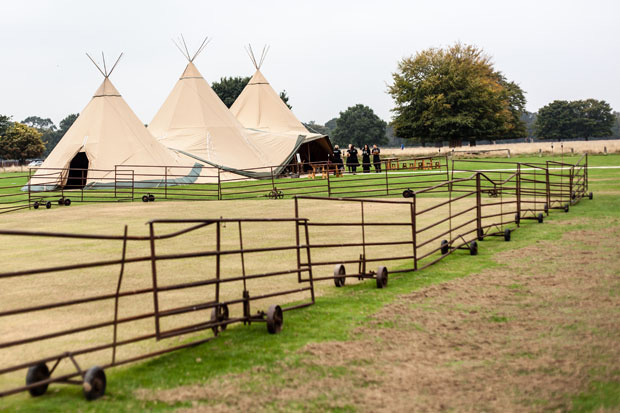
[
  {"x1": 230, "y1": 45, "x2": 333, "y2": 164},
  {"x1": 148, "y1": 38, "x2": 314, "y2": 178},
  {"x1": 27, "y1": 54, "x2": 201, "y2": 192}
]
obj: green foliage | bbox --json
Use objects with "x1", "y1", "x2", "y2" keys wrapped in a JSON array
[
  {"x1": 211, "y1": 76, "x2": 251, "y2": 108},
  {"x1": 331, "y1": 104, "x2": 388, "y2": 147},
  {"x1": 279, "y1": 90, "x2": 292, "y2": 109},
  {"x1": 0, "y1": 114, "x2": 12, "y2": 137},
  {"x1": 611, "y1": 112, "x2": 620, "y2": 138},
  {"x1": 325, "y1": 117, "x2": 338, "y2": 132},
  {"x1": 303, "y1": 121, "x2": 329, "y2": 135},
  {"x1": 0, "y1": 122, "x2": 45, "y2": 163},
  {"x1": 22, "y1": 116, "x2": 56, "y2": 131},
  {"x1": 521, "y1": 111, "x2": 538, "y2": 138},
  {"x1": 44, "y1": 114, "x2": 78, "y2": 156},
  {"x1": 388, "y1": 43, "x2": 527, "y2": 147},
  {"x1": 535, "y1": 99, "x2": 615, "y2": 140}
]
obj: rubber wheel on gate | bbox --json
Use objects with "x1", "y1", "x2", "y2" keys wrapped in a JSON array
[
  {"x1": 504, "y1": 228, "x2": 511, "y2": 242},
  {"x1": 469, "y1": 240, "x2": 478, "y2": 256},
  {"x1": 537, "y1": 213, "x2": 544, "y2": 223},
  {"x1": 57, "y1": 198, "x2": 65, "y2": 206},
  {"x1": 210, "y1": 304, "x2": 230, "y2": 335},
  {"x1": 544, "y1": 203, "x2": 549, "y2": 214},
  {"x1": 589, "y1": 192, "x2": 593, "y2": 200},
  {"x1": 440, "y1": 239, "x2": 449, "y2": 255},
  {"x1": 402, "y1": 189, "x2": 413, "y2": 198},
  {"x1": 477, "y1": 228, "x2": 484, "y2": 241},
  {"x1": 148, "y1": 194, "x2": 155, "y2": 202},
  {"x1": 26, "y1": 363, "x2": 50, "y2": 397},
  {"x1": 142, "y1": 195, "x2": 149, "y2": 202},
  {"x1": 64, "y1": 198, "x2": 71, "y2": 206},
  {"x1": 514, "y1": 213, "x2": 520, "y2": 224},
  {"x1": 333, "y1": 264, "x2": 346, "y2": 287},
  {"x1": 83, "y1": 366, "x2": 106, "y2": 401},
  {"x1": 564, "y1": 204, "x2": 569, "y2": 213},
  {"x1": 33, "y1": 201, "x2": 39, "y2": 209},
  {"x1": 266, "y1": 305, "x2": 283, "y2": 334},
  {"x1": 375, "y1": 266, "x2": 388, "y2": 289},
  {"x1": 45, "y1": 201, "x2": 52, "y2": 209}
]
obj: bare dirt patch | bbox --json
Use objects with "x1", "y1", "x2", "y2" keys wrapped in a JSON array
[{"x1": 136, "y1": 225, "x2": 620, "y2": 412}]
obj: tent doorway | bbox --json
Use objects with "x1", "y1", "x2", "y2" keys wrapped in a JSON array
[{"x1": 65, "y1": 152, "x2": 89, "y2": 189}]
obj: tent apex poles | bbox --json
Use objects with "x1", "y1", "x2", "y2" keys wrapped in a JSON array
[{"x1": 86, "y1": 52, "x2": 123, "y2": 78}]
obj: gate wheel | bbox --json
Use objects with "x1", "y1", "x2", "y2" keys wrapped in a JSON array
[
  {"x1": 504, "y1": 228, "x2": 511, "y2": 242},
  {"x1": 57, "y1": 198, "x2": 65, "y2": 206},
  {"x1": 564, "y1": 204, "x2": 569, "y2": 213},
  {"x1": 266, "y1": 305, "x2": 283, "y2": 334},
  {"x1": 26, "y1": 363, "x2": 50, "y2": 397},
  {"x1": 537, "y1": 213, "x2": 544, "y2": 223},
  {"x1": 402, "y1": 189, "x2": 413, "y2": 198},
  {"x1": 589, "y1": 192, "x2": 593, "y2": 200},
  {"x1": 333, "y1": 264, "x2": 346, "y2": 287},
  {"x1": 64, "y1": 198, "x2": 71, "y2": 206},
  {"x1": 440, "y1": 239, "x2": 449, "y2": 255},
  {"x1": 83, "y1": 366, "x2": 106, "y2": 401},
  {"x1": 33, "y1": 201, "x2": 39, "y2": 209},
  {"x1": 515, "y1": 213, "x2": 520, "y2": 224},
  {"x1": 477, "y1": 228, "x2": 484, "y2": 241},
  {"x1": 544, "y1": 203, "x2": 549, "y2": 214},
  {"x1": 469, "y1": 240, "x2": 478, "y2": 256},
  {"x1": 148, "y1": 194, "x2": 155, "y2": 202},
  {"x1": 45, "y1": 201, "x2": 52, "y2": 209},
  {"x1": 210, "y1": 304, "x2": 230, "y2": 335},
  {"x1": 141, "y1": 195, "x2": 149, "y2": 202},
  {"x1": 376, "y1": 266, "x2": 388, "y2": 289}
]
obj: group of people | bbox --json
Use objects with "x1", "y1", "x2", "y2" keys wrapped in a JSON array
[{"x1": 332, "y1": 144, "x2": 382, "y2": 174}]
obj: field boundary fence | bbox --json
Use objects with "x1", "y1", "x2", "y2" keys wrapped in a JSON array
[
  {"x1": 0, "y1": 156, "x2": 449, "y2": 212},
  {"x1": 0, "y1": 156, "x2": 593, "y2": 401},
  {"x1": 0, "y1": 218, "x2": 313, "y2": 400}
]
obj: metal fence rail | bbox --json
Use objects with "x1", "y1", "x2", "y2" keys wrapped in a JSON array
[{"x1": 0, "y1": 218, "x2": 313, "y2": 400}]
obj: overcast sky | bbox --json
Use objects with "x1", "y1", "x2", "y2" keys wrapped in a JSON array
[{"x1": 1, "y1": 0, "x2": 618, "y2": 127}]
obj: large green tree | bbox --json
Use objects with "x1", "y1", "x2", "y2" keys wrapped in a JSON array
[
  {"x1": 535, "y1": 99, "x2": 614, "y2": 140},
  {"x1": 331, "y1": 104, "x2": 388, "y2": 147},
  {"x1": 388, "y1": 43, "x2": 527, "y2": 147},
  {"x1": 0, "y1": 123, "x2": 45, "y2": 163}
]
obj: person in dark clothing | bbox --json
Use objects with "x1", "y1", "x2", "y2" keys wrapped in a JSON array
[
  {"x1": 332, "y1": 145, "x2": 343, "y2": 172},
  {"x1": 362, "y1": 144, "x2": 371, "y2": 173},
  {"x1": 346, "y1": 144, "x2": 359, "y2": 174},
  {"x1": 372, "y1": 144, "x2": 381, "y2": 172}
]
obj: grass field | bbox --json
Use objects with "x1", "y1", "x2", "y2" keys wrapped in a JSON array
[{"x1": 0, "y1": 154, "x2": 618, "y2": 412}]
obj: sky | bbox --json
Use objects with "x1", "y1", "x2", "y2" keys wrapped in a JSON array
[{"x1": 1, "y1": 0, "x2": 619, "y2": 127}]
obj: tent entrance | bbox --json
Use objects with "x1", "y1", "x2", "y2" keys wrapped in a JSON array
[{"x1": 65, "y1": 152, "x2": 89, "y2": 189}]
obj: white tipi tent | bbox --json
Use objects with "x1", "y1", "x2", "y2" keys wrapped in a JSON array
[
  {"x1": 148, "y1": 38, "x2": 305, "y2": 178},
  {"x1": 27, "y1": 53, "x2": 200, "y2": 191},
  {"x1": 230, "y1": 45, "x2": 333, "y2": 163}
]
